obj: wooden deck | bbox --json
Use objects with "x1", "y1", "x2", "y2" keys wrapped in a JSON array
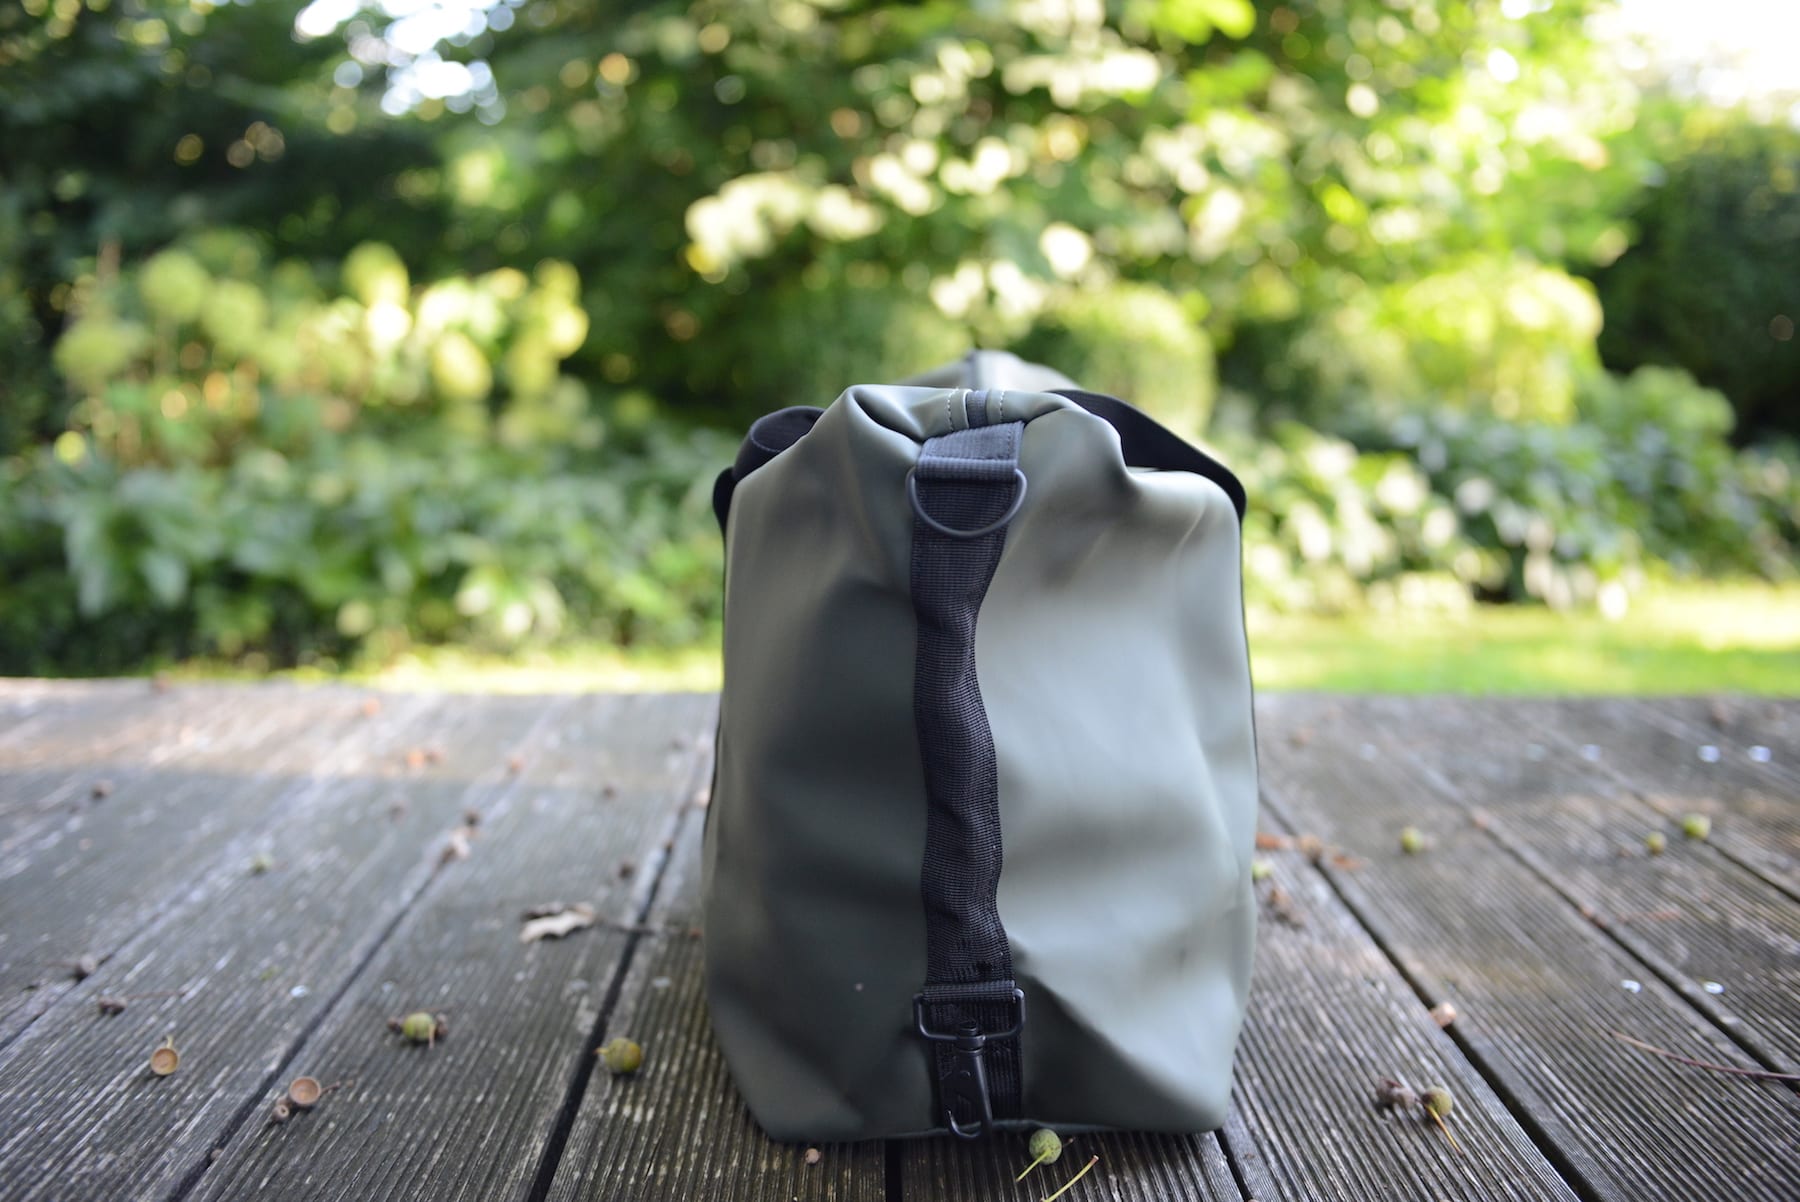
[{"x1": 0, "y1": 682, "x2": 1795, "y2": 1201}]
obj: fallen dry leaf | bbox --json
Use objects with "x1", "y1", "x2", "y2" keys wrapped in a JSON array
[
  {"x1": 520, "y1": 903, "x2": 598, "y2": 943},
  {"x1": 440, "y1": 825, "x2": 475, "y2": 864},
  {"x1": 1262, "y1": 885, "x2": 1304, "y2": 928},
  {"x1": 1254, "y1": 832, "x2": 1290, "y2": 851}
]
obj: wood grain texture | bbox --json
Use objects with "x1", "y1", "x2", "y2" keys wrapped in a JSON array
[
  {"x1": 0, "y1": 687, "x2": 425, "y2": 1045},
  {"x1": 1, "y1": 685, "x2": 1792, "y2": 1202},
  {"x1": 906, "y1": 1127, "x2": 1241, "y2": 1202},
  {"x1": 1347, "y1": 696, "x2": 1800, "y2": 1076},
  {"x1": 1509, "y1": 698, "x2": 1797, "y2": 890},
  {"x1": 188, "y1": 693, "x2": 717, "y2": 1202},
  {"x1": 1220, "y1": 836, "x2": 1579, "y2": 1202},
  {"x1": 1255, "y1": 695, "x2": 1800, "y2": 1202},
  {"x1": 0, "y1": 681, "x2": 232, "y2": 835},
  {"x1": 0, "y1": 690, "x2": 555, "y2": 1201},
  {"x1": 545, "y1": 773, "x2": 890, "y2": 1202}
]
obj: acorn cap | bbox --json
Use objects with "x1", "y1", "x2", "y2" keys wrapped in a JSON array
[
  {"x1": 286, "y1": 1076, "x2": 323, "y2": 1108},
  {"x1": 149, "y1": 1037, "x2": 180, "y2": 1076}
]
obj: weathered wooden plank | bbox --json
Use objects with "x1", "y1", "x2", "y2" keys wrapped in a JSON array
[
  {"x1": 1221, "y1": 833, "x2": 1580, "y2": 1202},
  {"x1": 0, "y1": 687, "x2": 432, "y2": 1045},
  {"x1": 1254, "y1": 695, "x2": 1800, "y2": 1202},
  {"x1": 906, "y1": 1126, "x2": 1241, "y2": 1202},
  {"x1": 545, "y1": 774, "x2": 890, "y2": 1202},
  {"x1": 0, "y1": 680, "x2": 231, "y2": 832},
  {"x1": 1508, "y1": 698, "x2": 1798, "y2": 889},
  {"x1": 0, "y1": 691, "x2": 562, "y2": 1201},
  {"x1": 1346, "y1": 696, "x2": 1800, "y2": 1076},
  {"x1": 187, "y1": 693, "x2": 716, "y2": 1202}
]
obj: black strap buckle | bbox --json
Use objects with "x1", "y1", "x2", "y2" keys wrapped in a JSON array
[{"x1": 913, "y1": 988, "x2": 1026, "y2": 1138}]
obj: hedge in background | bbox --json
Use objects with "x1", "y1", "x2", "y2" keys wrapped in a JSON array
[
  {"x1": 1591, "y1": 110, "x2": 1800, "y2": 441},
  {"x1": 0, "y1": 233, "x2": 728, "y2": 675}
]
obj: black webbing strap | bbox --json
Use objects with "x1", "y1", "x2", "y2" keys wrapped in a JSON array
[
  {"x1": 1051, "y1": 389, "x2": 1246, "y2": 520},
  {"x1": 907, "y1": 406, "x2": 1026, "y2": 1137},
  {"x1": 711, "y1": 405, "x2": 824, "y2": 533}
]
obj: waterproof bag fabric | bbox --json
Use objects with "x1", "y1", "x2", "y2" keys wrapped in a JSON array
[{"x1": 703, "y1": 368, "x2": 1258, "y2": 1143}]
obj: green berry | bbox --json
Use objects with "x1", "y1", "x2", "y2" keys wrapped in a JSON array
[
  {"x1": 1399, "y1": 826, "x2": 1425, "y2": 855},
  {"x1": 1249, "y1": 858, "x2": 1273, "y2": 883},
  {"x1": 1028, "y1": 1128, "x2": 1063, "y2": 1166},
  {"x1": 1645, "y1": 831, "x2": 1666, "y2": 855},
  {"x1": 400, "y1": 1012, "x2": 437, "y2": 1043},
  {"x1": 1680, "y1": 813, "x2": 1711, "y2": 841},
  {"x1": 600, "y1": 1037, "x2": 643, "y2": 1074},
  {"x1": 1421, "y1": 1085, "x2": 1453, "y2": 1118}
]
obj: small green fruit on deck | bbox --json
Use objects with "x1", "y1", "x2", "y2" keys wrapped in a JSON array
[
  {"x1": 1015, "y1": 1128, "x2": 1065, "y2": 1182},
  {"x1": 1681, "y1": 813, "x2": 1712, "y2": 840},
  {"x1": 1646, "y1": 831, "x2": 1667, "y2": 855},
  {"x1": 1421, "y1": 1084, "x2": 1461, "y2": 1152},
  {"x1": 1399, "y1": 826, "x2": 1426, "y2": 855},
  {"x1": 400, "y1": 1012, "x2": 437, "y2": 1043},
  {"x1": 600, "y1": 1037, "x2": 643, "y2": 1074}
]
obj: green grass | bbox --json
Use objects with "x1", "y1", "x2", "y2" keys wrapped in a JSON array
[
  {"x1": 1248, "y1": 582, "x2": 1800, "y2": 694},
  {"x1": 161, "y1": 583, "x2": 1799, "y2": 696}
]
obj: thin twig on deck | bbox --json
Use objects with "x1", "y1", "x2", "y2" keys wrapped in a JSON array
[{"x1": 1608, "y1": 1030, "x2": 1800, "y2": 1082}]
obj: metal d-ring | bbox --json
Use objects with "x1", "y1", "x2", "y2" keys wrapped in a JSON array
[{"x1": 905, "y1": 468, "x2": 1028, "y2": 540}]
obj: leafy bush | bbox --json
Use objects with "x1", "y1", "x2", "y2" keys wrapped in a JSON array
[
  {"x1": 1227, "y1": 365, "x2": 1798, "y2": 616},
  {"x1": 1232, "y1": 423, "x2": 1475, "y2": 614},
  {"x1": 0, "y1": 232, "x2": 730, "y2": 674},
  {"x1": 1245, "y1": 258, "x2": 1605, "y2": 428},
  {"x1": 1591, "y1": 109, "x2": 1800, "y2": 440},
  {"x1": 1350, "y1": 367, "x2": 1798, "y2": 607},
  {"x1": 1013, "y1": 283, "x2": 1217, "y2": 437}
]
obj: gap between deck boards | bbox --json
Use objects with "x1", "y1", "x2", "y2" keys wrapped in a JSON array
[{"x1": 521, "y1": 729, "x2": 716, "y2": 1202}]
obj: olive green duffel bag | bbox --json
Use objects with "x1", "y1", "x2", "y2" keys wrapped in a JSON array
[{"x1": 703, "y1": 351, "x2": 1258, "y2": 1142}]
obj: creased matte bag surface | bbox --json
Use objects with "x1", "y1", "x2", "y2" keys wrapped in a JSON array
[{"x1": 703, "y1": 382, "x2": 1258, "y2": 1141}]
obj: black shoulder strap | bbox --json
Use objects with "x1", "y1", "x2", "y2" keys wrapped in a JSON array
[
  {"x1": 1050, "y1": 389, "x2": 1247, "y2": 521},
  {"x1": 711, "y1": 406, "x2": 824, "y2": 532},
  {"x1": 711, "y1": 389, "x2": 1247, "y2": 532}
]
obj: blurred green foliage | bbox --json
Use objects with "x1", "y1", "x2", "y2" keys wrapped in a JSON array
[
  {"x1": 1, "y1": 0, "x2": 1796, "y2": 674},
  {"x1": 1589, "y1": 108, "x2": 1800, "y2": 440},
  {"x1": 0, "y1": 232, "x2": 728, "y2": 672}
]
